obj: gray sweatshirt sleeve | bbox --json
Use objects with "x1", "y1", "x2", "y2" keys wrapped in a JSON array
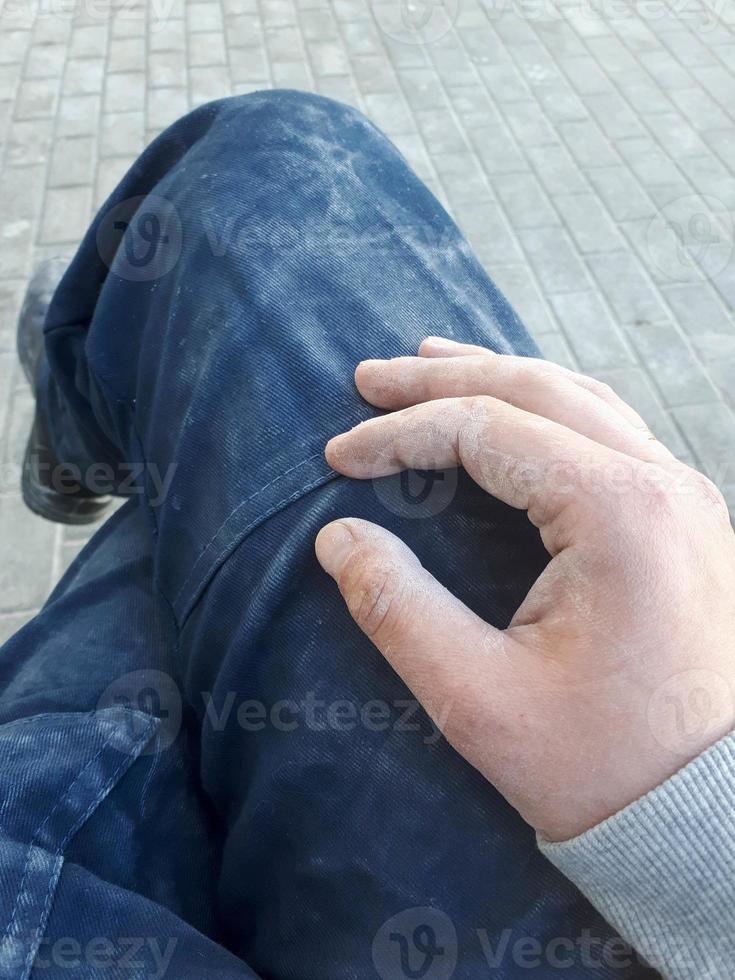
[{"x1": 538, "y1": 730, "x2": 735, "y2": 979}]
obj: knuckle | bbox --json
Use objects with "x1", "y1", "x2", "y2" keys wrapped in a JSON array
[
  {"x1": 461, "y1": 393, "x2": 494, "y2": 418},
  {"x1": 641, "y1": 484, "x2": 677, "y2": 518},
  {"x1": 625, "y1": 462, "x2": 729, "y2": 525},
  {"x1": 343, "y1": 558, "x2": 406, "y2": 640},
  {"x1": 629, "y1": 464, "x2": 681, "y2": 518},
  {"x1": 687, "y1": 469, "x2": 729, "y2": 517},
  {"x1": 582, "y1": 376, "x2": 615, "y2": 401},
  {"x1": 517, "y1": 359, "x2": 555, "y2": 386},
  {"x1": 456, "y1": 396, "x2": 495, "y2": 446}
]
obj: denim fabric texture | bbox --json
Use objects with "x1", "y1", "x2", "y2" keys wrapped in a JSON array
[{"x1": 1, "y1": 91, "x2": 658, "y2": 979}]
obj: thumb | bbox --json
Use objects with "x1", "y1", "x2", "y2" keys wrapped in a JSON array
[{"x1": 315, "y1": 518, "x2": 512, "y2": 739}]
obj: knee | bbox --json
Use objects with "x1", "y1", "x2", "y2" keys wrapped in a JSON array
[
  {"x1": 228, "y1": 87, "x2": 365, "y2": 122},
  {"x1": 214, "y1": 88, "x2": 376, "y2": 151}
]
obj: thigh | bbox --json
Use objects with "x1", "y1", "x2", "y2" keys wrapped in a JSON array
[
  {"x1": 44, "y1": 89, "x2": 537, "y2": 624},
  {"x1": 0, "y1": 502, "x2": 222, "y2": 950},
  {"x1": 185, "y1": 471, "x2": 655, "y2": 979}
]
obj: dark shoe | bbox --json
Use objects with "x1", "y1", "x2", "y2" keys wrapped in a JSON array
[
  {"x1": 17, "y1": 259, "x2": 113, "y2": 525},
  {"x1": 17, "y1": 257, "x2": 68, "y2": 394}
]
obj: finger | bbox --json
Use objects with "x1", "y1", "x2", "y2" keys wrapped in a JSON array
[
  {"x1": 355, "y1": 355, "x2": 671, "y2": 463},
  {"x1": 419, "y1": 336, "x2": 493, "y2": 358},
  {"x1": 419, "y1": 337, "x2": 652, "y2": 434},
  {"x1": 566, "y1": 371, "x2": 652, "y2": 432},
  {"x1": 314, "y1": 518, "x2": 521, "y2": 740},
  {"x1": 326, "y1": 396, "x2": 619, "y2": 553}
]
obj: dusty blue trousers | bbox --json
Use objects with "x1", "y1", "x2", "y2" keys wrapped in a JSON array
[{"x1": 0, "y1": 92, "x2": 657, "y2": 979}]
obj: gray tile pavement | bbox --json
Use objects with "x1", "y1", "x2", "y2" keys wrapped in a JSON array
[{"x1": 1, "y1": 0, "x2": 735, "y2": 636}]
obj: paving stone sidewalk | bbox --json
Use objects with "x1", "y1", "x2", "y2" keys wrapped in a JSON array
[{"x1": 1, "y1": 0, "x2": 735, "y2": 640}]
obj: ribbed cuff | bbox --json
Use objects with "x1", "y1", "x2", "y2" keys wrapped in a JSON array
[{"x1": 538, "y1": 730, "x2": 735, "y2": 979}]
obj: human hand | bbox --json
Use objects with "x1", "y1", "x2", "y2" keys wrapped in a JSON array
[{"x1": 315, "y1": 337, "x2": 735, "y2": 842}]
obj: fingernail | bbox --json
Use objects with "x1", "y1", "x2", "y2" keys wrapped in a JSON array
[
  {"x1": 315, "y1": 522, "x2": 355, "y2": 577},
  {"x1": 422, "y1": 336, "x2": 460, "y2": 350}
]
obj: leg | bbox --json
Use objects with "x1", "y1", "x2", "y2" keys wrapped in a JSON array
[
  {"x1": 10, "y1": 91, "x2": 653, "y2": 977},
  {"x1": 41, "y1": 88, "x2": 537, "y2": 611},
  {"x1": 0, "y1": 502, "x2": 257, "y2": 978}
]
